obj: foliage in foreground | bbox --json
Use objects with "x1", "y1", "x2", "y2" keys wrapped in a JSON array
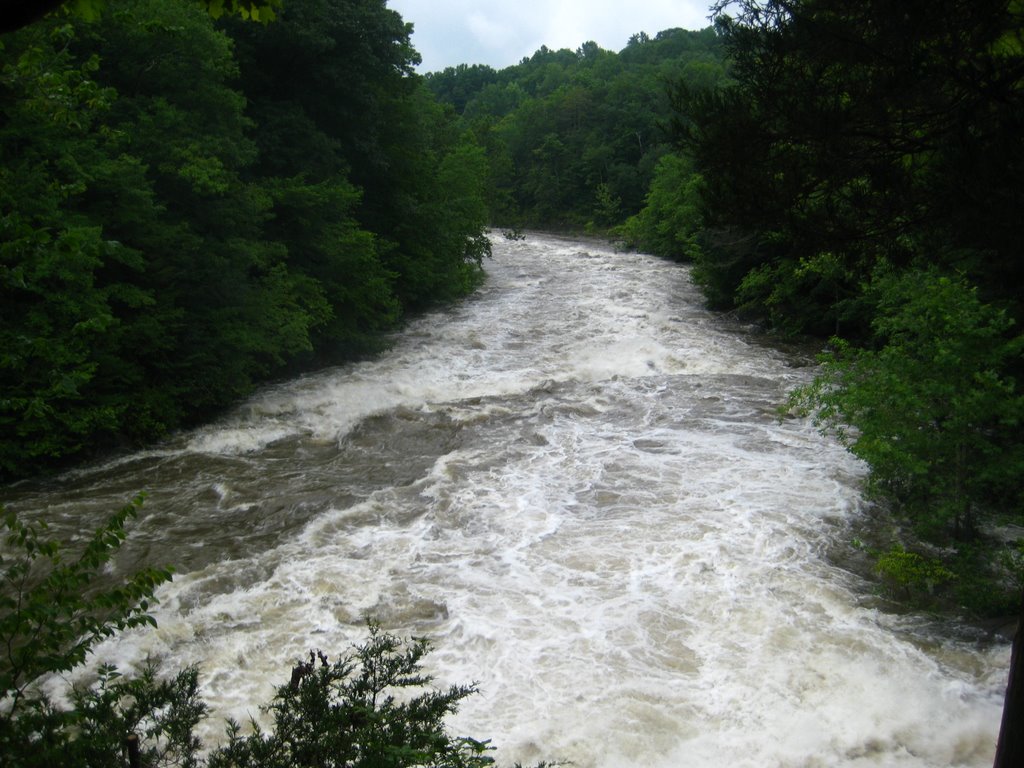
[
  {"x1": 208, "y1": 633, "x2": 492, "y2": 768},
  {"x1": 786, "y1": 268, "x2": 1024, "y2": 615},
  {"x1": 0, "y1": 503, "x2": 497, "y2": 768},
  {"x1": 789, "y1": 269, "x2": 1024, "y2": 541},
  {"x1": 0, "y1": 497, "x2": 172, "y2": 715}
]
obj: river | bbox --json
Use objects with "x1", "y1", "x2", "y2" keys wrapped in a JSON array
[{"x1": 4, "y1": 233, "x2": 1009, "y2": 766}]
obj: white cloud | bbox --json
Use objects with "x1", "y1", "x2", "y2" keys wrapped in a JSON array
[
  {"x1": 388, "y1": 0, "x2": 714, "y2": 72},
  {"x1": 466, "y1": 12, "x2": 507, "y2": 49}
]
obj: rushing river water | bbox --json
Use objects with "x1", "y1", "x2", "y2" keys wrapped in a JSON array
[{"x1": 4, "y1": 233, "x2": 1009, "y2": 766}]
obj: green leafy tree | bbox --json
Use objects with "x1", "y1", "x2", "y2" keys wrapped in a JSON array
[
  {"x1": 0, "y1": 22, "x2": 139, "y2": 476},
  {"x1": 872, "y1": 544, "x2": 957, "y2": 605},
  {"x1": 77, "y1": 0, "x2": 330, "y2": 422},
  {"x1": 0, "y1": 497, "x2": 200, "y2": 767},
  {"x1": 619, "y1": 154, "x2": 703, "y2": 260},
  {"x1": 1, "y1": 4, "x2": 326, "y2": 479},
  {"x1": 671, "y1": 0, "x2": 1024, "y2": 336},
  {"x1": 57, "y1": 663, "x2": 208, "y2": 768},
  {"x1": 260, "y1": 177, "x2": 397, "y2": 358},
  {"x1": 0, "y1": 0, "x2": 496, "y2": 480},
  {"x1": 425, "y1": 64, "x2": 499, "y2": 114},
  {"x1": 0, "y1": 0, "x2": 283, "y2": 34},
  {"x1": 0, "y1": 497, "x2": 171, "y2": 710},
  {"x1": 423, "y1": 137, "x2": 493, "y2": 289},
  {"x1": 208, "y1": 626, "x2": 494, "y2": 768},
  {"x1": 429, "y1": 27, "x2": 725, "y2": 229},
  {"x1": 223, "y1": 0, "x2": 489, "y2": 318},
  {"x1": 360, "y1": 84, "x2": 490, "y2": 311},
  {"x1": 789, "y1": 268, "x2": 1024, "y2": 540},
  {"x1": 591, "y1": 183, "x2": 622, "y2": 228}
]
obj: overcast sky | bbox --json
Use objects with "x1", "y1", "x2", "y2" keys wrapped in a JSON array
[{"x1": 387, "y1": 1, "x2": 716, "y2": 73}]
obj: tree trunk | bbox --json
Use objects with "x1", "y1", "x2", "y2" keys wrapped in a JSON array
[
  {"x1": 125, "y1": 733, "x2": 141, "y2": 768},
  {"x1": 993, "y1": 587, "x2": 1024, "y2": 767}
]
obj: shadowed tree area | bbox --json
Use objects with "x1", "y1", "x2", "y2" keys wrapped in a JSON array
[{"x1": 0, "y1": 0, "x2": 490, "y2": 480}]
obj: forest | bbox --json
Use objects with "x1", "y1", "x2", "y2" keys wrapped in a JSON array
[
  {"x1": 0, "y1": 0, "x2": 491, "y2": 480},
  {"x1": 425, "y1": 25, "x2": 726, "y2": 233},
  {"x1": 2, "y1": 0, "x2": 1024, "y2": 764}
]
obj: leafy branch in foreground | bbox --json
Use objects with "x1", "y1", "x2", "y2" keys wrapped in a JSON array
[
  {"x1": 0, "y1": 495, "x2": 173, "y2": 715},
  {"x1": 0, "y1": 498, "x2": 520, "y2": 768},
  {"x1": 788, "y1": 267, "x2": 1024, "y2": 542},
  {"x1": 0, "y1": 496, "x2": 197, "y2": 767},
  {"x1": 209, "y1": 625, "x2": 494, "y2": 768}
]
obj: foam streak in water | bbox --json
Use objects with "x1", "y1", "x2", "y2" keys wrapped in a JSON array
[{"x1": 10, "y1": 234, "x2": 1008, "y2": 767}]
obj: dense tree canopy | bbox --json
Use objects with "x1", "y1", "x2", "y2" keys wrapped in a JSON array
[
  {"x1": 427, "y1": 27, "x2": 727, "y2": 229},
  {"x1": 673, "y1": 0, "x2": 1024, "y2": 336},
  {"x1": 0, "y1": 0, "x2": 490, "y2": 480}
]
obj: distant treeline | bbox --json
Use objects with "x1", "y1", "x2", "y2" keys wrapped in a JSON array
[
  {"x1": 0, "y1": 0, "x2": 490, "y2": 480},
  {"x1": 425, "y1": 27, "x2": 727, "y2": 231}
]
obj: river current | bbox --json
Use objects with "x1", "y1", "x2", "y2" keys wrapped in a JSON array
[{"x1": 5, "y1": 233, "x2": 1009, "y2": 766}]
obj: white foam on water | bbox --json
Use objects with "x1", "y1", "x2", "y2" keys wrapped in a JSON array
[
  {"x1": 22, "y1": 234, "x2": 1008, "y2": 766},
  {"x1": 174, "y1": 234, "x2": 784, "y2": 460}
]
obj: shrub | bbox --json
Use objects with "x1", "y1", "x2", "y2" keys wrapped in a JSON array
[
  {"x1": 873, "y1": 544, "x2": 956, "y2": 604},
  {"x1": 1, "y1": 500, "x2": 499, "y2": 768},
  {"x1": 208, "y1": 627, "x2": 494, "y2": 768}
]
